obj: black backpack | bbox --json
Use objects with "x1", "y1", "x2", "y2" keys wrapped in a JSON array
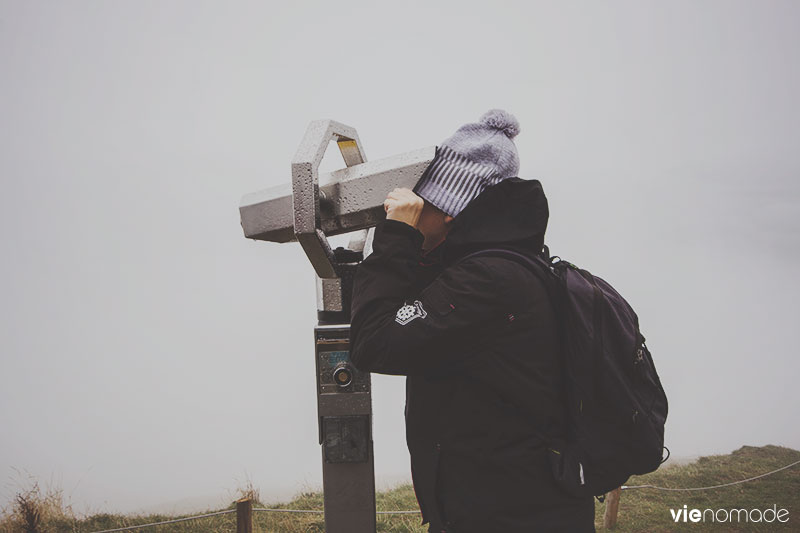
[{"x1": 463, "y1": 246, "x2": 669, "y2": 500}]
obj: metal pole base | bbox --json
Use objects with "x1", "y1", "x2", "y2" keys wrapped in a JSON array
[{"x1": 315, "y1": 325, "x2": 376, "y2": 533}]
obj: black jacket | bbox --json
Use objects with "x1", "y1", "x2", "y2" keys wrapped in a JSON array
[{"x1": 350, "y1": 178, "x2": 595, "y2": 532}]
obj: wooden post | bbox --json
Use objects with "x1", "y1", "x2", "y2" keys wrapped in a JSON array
[
  {"x1": 603, "y1": 487, "x2": 622, "y2": 529},
  {"x1": 237, "y1": 498, "x2": 253, "y2": 533}
]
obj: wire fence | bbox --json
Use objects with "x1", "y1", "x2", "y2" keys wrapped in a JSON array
[
  {"x1": 87, "y1": 510, "x2": 236, "y2": 533},
  {"x1": 81, "y1": 457, "x2": 800, "y2": 533},
  {"x1": 621, "y1": 457, "x2": 800, "y2": 492},
  {"x1": 250, "y1": 508, "x2": 420, "y2": 515},
  {"x1": 83, "y1": 507, "x2": 423, "y2": 533}
]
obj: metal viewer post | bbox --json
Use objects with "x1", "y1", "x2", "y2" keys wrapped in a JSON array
[{"x1": 239, "y1": 119, "x2": 434, "y2": 533}]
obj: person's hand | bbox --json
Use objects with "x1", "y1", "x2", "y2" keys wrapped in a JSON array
[{"x1": 384, "y1": 188, "x2": 424, "y2": 229}]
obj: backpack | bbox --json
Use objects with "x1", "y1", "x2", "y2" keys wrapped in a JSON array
[{"x1": 462, "y1": 246, "x2": 669, "y2": 500}]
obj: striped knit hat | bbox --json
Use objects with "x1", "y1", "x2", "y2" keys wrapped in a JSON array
[{"x1": 413, "y1": 109, "x2": 521, "y2": 217}]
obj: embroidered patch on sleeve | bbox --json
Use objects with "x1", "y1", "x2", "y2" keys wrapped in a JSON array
[{"x1": 395, "y1": 300, "x2": 427, "y2": 325}]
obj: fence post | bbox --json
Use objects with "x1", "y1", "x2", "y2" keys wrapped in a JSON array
[
  {"x1": 237, "y1": 498, "x2": 253, "y2": 533},
  {"x1": 603, "y1": 487, "x2": 622, "y2": 529}
]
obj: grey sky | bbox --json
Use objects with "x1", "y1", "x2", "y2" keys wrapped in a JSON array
[{"x1": 1, "y1": 0, "x2": 798, "y2": 515}]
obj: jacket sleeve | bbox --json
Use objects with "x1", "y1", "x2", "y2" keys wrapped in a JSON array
[{"x1": 349, "y1": 219, "x2": 509, "y2": 376}]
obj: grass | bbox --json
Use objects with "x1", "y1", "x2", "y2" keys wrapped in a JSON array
[
  {"x1": 1, "y1": 444, "x2": 798, "y2": 532},
  {"x1": 607, "y1": 444, "x2": 800, "y2": 532}
]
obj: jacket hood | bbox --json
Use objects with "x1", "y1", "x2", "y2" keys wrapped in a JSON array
[{"x1": 441, "y1": 177, "x2": 549, "y2": 265}]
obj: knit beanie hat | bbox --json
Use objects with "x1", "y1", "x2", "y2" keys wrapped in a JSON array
[{"x1": 413, "y1": 109, "x2": 521, "y2": 217}]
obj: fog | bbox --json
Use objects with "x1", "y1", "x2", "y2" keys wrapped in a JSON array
[{"x1": 1, "y1": 0, "x2": 798, "y2": 515}]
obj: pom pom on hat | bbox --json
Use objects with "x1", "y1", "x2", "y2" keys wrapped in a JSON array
[
  {"x1": 413, "y1": 108, "x2": 522, "y2": 217},
  {"x1": 480, "y1": 108, "x2": 520, "y2": 138}
]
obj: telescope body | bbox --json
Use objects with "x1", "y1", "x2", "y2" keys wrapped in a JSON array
[{"x1": 239, "y1": 145, "x2": 435, "y2": 243}]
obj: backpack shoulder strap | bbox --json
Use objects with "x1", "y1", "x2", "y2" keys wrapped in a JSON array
[{"x1": 458, "y1": 248, "x2": 554, "y2": 288}]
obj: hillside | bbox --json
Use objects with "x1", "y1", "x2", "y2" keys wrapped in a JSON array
[{"x1": 2, "y1": 444, "x2": 798, "y2": 532}]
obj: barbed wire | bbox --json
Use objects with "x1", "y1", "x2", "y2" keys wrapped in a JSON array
[{"x1": 622, "y1": 458, "x2": 800, "y2": 492}]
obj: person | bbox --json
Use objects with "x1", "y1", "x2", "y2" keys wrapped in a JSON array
[{"x1": 349, "y1": 109, "x2": 596, "y2": 532}]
